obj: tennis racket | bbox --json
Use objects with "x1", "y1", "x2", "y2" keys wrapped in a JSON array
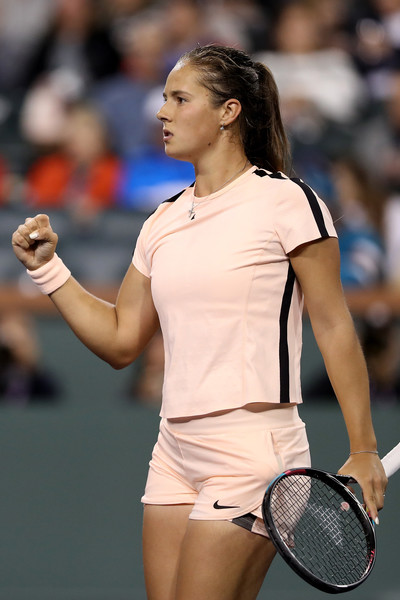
[{"x1": 262, "y1": 442, "x2": 400, "y2": 594}]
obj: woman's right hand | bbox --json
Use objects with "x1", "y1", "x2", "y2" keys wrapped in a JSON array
[{"x1": 11, "y1": 214, "x2": 58, "y2": 271}]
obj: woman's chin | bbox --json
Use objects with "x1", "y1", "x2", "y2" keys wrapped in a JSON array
[{"x1": 164, "y1": 147, "x2": 191, "y2": 163}]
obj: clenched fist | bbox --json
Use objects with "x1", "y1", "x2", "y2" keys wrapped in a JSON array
[{"x1": 12, "y1": 214, "x2": 58, "y2": 271}]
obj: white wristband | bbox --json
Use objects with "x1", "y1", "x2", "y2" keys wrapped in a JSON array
[{"x1": 27, "y1": 253, "x2": 71, "y2": 295}]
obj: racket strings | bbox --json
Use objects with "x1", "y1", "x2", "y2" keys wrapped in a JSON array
[{"x1": 269, "y1": 475, "x2": 373, "y2": 586}]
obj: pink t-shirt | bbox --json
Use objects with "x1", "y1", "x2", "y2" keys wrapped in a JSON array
[{"x1": 133, "y1": 166, "x2": 337, "y2": 418}]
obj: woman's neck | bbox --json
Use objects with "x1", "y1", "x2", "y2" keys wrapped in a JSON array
[{"x1": 193, "y1": 154, "x2": 251, "y2": 198}]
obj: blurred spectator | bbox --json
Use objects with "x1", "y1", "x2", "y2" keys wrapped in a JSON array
[
  {"x1": 161, "y1": 0, "x2": 220, "y2": 74},
  {"x1": 330, "y1": 157, "x2": 386, "y2": 289},
  {"x1": 25, "y1": 101, "x2": 121, "y2": 223},
  {"x1": 305, "y1": 306, "x2": 400, "y2": 405},
  {"x1": 350, "y1": 4, "x2": 400, "y2": 101},
  {"x1": 361, "y1": 304, "x2": 400, "y2": 405},
  {"x1": 200, "y1": 0, "x2": 270, "y2": 53},
  {"x1": 307, "y1": 0, "x2": 355, "y2": 50},
  {"x1": 253, "y1": 0, "x2": 367, "y2": 127},
  {"x1": 383, "y1": 192, "x2": 400, "y2": 286},
  {"x1": 116, "y1": 86, "x2": 194, "y2": 211},
  {"x1": 102, "y1": 0, "x2": 156, "y2": 51},
  {"x1": 20, "y1": 68, "x2": 84, "y2": 149},
  {"x1": 0, "y1": 154, "x2": 12, "y2": 203},
  {"x1": 18, "y1": 0, "x2": 121, "y2": 156},
  {"x1": 21, "y1": 0, "x2": 121, "y2": 94},
  {"x1": 252, "y1": 0, "x2": 369, "y2": 195},
  {"x1": 0, "y1": 312, "x2": 61, "y2": 405},
  {"x1": 353, "y1": 69, "x2": 400, "y2": 192},
  {"x1": 91, "y1": 14, "x2": 167, "y2": 158},
  {"x1": 0, "y1": 1, "x2": 58, "y2": 183},
  {"x1": 0, "y1": 0, "x2": 55, "y2": 93},
  {"x1": 372, "y1": 0, "x2": 400, "y2": 50}
]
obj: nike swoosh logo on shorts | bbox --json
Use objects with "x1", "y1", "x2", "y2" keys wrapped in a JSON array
[{"x1": 213, "y1": 500, "x2": 240, "y2": 510}]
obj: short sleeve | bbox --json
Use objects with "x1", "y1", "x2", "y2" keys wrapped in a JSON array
[
  {"x1": 131, "y1": 199, "x2": 180, "y2": 278},
  {"x1": 274, "y1": 178, "x2": 337, "y2": 254},
  {"x1": 132, "y1": 220, "x2": 151, "y2": 278}
]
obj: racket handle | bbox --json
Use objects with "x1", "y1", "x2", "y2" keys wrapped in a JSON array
[{"x1": 381, "y1": 442, "x2": 400, "y2": 478}]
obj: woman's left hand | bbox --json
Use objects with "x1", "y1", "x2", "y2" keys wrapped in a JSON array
[{"x1": 338, "y1": 453, "x2": 388, "y2": 523}]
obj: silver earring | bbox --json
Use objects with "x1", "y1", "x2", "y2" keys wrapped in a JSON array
[{"x1": 220, "y1": 124, "x2": 225, "y2": 130}]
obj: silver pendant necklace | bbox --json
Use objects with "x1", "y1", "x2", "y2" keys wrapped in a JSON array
[{"x1": 188, "y1": 161, "x2": 250, "y2": 220}]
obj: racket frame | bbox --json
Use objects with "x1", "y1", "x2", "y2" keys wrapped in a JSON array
[{"x1": 262, "y1": 467, "x2": 376, "y2": 594}]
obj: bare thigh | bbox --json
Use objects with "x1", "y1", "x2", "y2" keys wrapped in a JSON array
[
  {"x1": 142, "y1": 504, "x2": 276, "y2": 600},
  {"x1": 143, "y1": 504, "x2": 193, "y2": 600}
]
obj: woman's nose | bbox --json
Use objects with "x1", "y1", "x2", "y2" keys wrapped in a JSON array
[{"x1": 157, "y1": 106, "x2": 168, "y2": 122}]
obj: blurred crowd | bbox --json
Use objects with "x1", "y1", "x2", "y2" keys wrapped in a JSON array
[
  {"x1": 1, "y1": 0, "x2": 400, "y2": 405},
  {"x1": 0, "y1": 311, "x2": 60, "y2": 405}
]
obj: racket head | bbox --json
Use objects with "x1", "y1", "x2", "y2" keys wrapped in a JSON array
[{"x1": 262, "y1": 467, "x2": 376, "y2": 594}]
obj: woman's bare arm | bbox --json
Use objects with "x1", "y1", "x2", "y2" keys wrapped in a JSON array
[
  {"x1": 12, "y1": 214, "x2": 159, "y2": 369},
  {"x1": 290, "y1": 237, "x2": 387, "y2": 521}
]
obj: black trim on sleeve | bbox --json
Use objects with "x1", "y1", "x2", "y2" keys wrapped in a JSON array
[
  {"x1": 268, "y1": 172, "x2": 286, "y2": 179},
  {"x1": 291, "y1": 178, "x2": 329, "y2": 237},
  {"x1": 255, "y1": 170, "x2": 330, "y2": 238},
  {"x1": 253, "y1": 169, "x2": 286, "y2": 180}
]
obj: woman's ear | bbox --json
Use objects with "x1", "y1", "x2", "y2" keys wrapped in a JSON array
[{"x1": 221, "y1": 98, "x2": 242, "y2": 127}]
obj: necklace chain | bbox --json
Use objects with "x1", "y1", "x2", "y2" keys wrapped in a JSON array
[{"x1": 189, "y1": 161, "x2": 250, "y2": 220}]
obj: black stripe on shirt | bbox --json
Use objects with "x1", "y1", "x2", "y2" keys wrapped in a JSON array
[
  {"x1": 291, "y1": 177, "x2": 329, "y2": 237},
  {"x1": 279, "y1": 262, "x2": 296, "y2": 403},
  {"x1": 162, "y1": 182, "x2": 195, "y2": 204},
  {"x1": 254, "y1": 169, "x2": 286, "y2": 180},
  {"x1": 146, "y1": 183, "x2": 195, "y2": 218},
  {"x1": 255, "y1": 170, "x2": 329, "y2": 237},
  {"x1": 253, "y1": 168, "x2": 268, "y2": 177},
  {"x1": 268, "y1": 172, "x2": 286, "y2": 179}
]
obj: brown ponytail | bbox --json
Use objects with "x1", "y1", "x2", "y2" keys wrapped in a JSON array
[{"x1": 178, "y1": 45, "x2": 291, "y2": 173}]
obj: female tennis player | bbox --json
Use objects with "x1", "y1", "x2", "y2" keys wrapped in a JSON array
[{"x1": 12, "y1": 45, "x2": 387, "y2": 600}]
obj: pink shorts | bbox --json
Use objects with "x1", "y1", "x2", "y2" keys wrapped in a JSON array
[{"x1": 142, "y1": 406, "x2": 310, "y2": 537}]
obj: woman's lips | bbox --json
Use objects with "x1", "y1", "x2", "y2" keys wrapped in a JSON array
[{"x1": 163, "y1": 129, "x2": 173, "y2": 141}]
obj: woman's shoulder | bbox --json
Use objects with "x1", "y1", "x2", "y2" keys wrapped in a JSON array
[
  {"x1": 251, "y1": 169, "x2": 332, "y2": 220},
  {"x1": 251, "y1": 168, "x2": 307, "y2": 195},
  {"x1": 139, "y1": 184, "x2": 193, "y2": 230}
]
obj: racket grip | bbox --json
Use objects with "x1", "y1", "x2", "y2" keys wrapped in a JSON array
[
  {"x1": 335, "y1": 474, "x2": 355, "y2": 485},
  {"x1": 381, "y1": 442, "x2": 400, "y2": 478}
]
